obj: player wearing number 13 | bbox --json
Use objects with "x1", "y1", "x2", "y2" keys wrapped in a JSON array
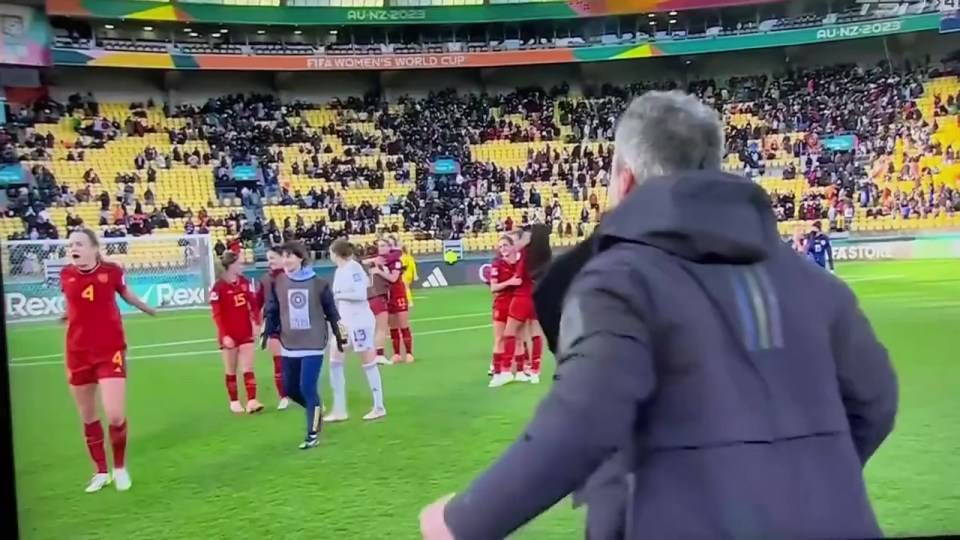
[
  {"x1": 323, "y1": 239, "x2": 387, "y2": 423},
  {"x1": 61, "y1": 229, "x2": 156, "y2": 494}
]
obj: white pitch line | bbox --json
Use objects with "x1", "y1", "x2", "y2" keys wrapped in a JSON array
[
  {"x1": 9, "y1": 312, "x2": 491, "y2": 361},
  {"x1": 843, "y1": 275, "x2": 905, "y2": 283},
  {"x1": 8, "y1": 323, "x2": 494, "y2": 368},
  {"x1": 8, "y1": 309, "x2": 491, "y2": 335}
]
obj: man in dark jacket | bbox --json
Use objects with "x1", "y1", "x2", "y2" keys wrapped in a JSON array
[{"x1": 420, "y1": 91, "x2": 898, "y2": 539}]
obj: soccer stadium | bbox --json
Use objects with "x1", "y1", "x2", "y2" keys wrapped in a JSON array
[{"x1": 2, "y1": 0, "x2": 960, "y2": 537}]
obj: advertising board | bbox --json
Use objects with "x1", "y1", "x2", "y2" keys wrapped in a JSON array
[{"x1": 4, "y1": 272, "x2": 208, "y2": 322}]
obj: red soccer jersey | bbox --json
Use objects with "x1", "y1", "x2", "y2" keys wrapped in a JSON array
[
  {"x1": 210, "y1": 276, "x2": 260, "y2": 341},
  {"x1": 61, "y1": 262, "x2": 128, "y2": 353},
  {"x1": 490, "y1": 256, "x2": 516, "y2": 301},
  {"x1": 513, "y1": 246, "x2": 534, "y2": 297},
  {"x1": 385, "y1": 252, "x2": 407, "y2": 298},
  {"x1": 253, "y1": 268, "x2": 283, "y2": 314}
]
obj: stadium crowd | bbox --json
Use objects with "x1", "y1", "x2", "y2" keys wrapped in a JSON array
[{"x1": 2, "y1": 59, "x2": 960, "y2": 257}]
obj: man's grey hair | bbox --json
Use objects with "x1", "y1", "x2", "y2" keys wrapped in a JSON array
[{"x1": 613, "y1": 91, "x2": 725, "y2": 182}]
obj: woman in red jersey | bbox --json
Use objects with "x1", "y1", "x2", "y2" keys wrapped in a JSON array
[
  {"x1": 61, "y1": 228, "x2": 155, "y2": 493},
  {"x1": 210, "y1": 252, "x2": 263, "y2": 415},
  {"x1": 365, "y1": 241, "x2": 392, "y2": 366},
  {"x1": 489, "y1": 235, "x2": 522, "y2": 381},
  {"x1": 493, "y1": 229, "x2": 546, "y2": 387},
  {"x1": 369, "y1": 238, "x2": 414, "y2": 363},
  {"x1": 256, "y1": 246, "x2": 288, "y2": 410}
]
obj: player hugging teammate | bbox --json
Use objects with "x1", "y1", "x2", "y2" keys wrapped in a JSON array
[
  {"x1": 364, "y1": 237, "x2": 414, "y2": 364},
  {"x1": 61, "y1": 228, "x2": 156, "y2": 493},
  {"x1": 210, "y1": 251, "x2": 264, "y2": 414},
  {"x1": 488, "y1": 229, "x2": 546, "y2": 387}
]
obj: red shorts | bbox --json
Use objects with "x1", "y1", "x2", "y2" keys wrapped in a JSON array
[
  {"x1": 388, "y1": 295, "x2": 409, "y2": 314},
  {"x1": 368, "y1": 295, "x2": 388, "y2": 316},
  {"x1": 220, "y1": 333, "x2": 254, "y2": 350},
  {"x1": 508, "y1": 295, "x2": 536, "y2": 322},
  {"x1": 493, "y1": 297, "x2": 512, "y2": 323},
  {"x1": 66, "y1": 349, "x2": 127, "y2": 386}
]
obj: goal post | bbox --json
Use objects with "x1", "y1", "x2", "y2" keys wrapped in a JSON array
[{"x1": 2, "y1": 234, "x2": 216, "y2": 323}]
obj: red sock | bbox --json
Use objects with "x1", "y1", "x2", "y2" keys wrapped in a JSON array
[
  {"x1": 515, "y1": 355, "x2": 526, "y2": 372},
  {"x1": 225, "y1": 374, "x2": 238, "y2": 402},
  {"x1": 401, "y1": 327, "x2": 413, "y2": 355},
  {"x1": 390, "y1": 328, "x2": 402, "y2": 356},
  {"x1": 108, "y1": 421, "x2": 127, "y2": 469},
  {"x1": 501, "y1": 336, "x2": 516, "y2": 372},
  {"x1": 492, "y1": 352, "x2": 503, "y2": 375},
  {"x1": 376, "y1": 347, "x2": 385, "y2": 357},
  {"x1": 531, "y1": 336, "x2": 543, "y2": 373},
  {"x1": 272, "y1": 356, "x2": 285, "y2": 398},
  {"x1": 83, "y1": 421, "x2": 108, "y2": 474},
  {"x1": 243, "y1": 372, "x2": 257, "y2": 401}
]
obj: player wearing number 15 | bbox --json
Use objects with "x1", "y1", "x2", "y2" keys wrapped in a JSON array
[
  {"x1": 61, "y1": 228, "x2": 156, "y2": 494},
  {"x1": 210, "y1": 252, "x2": 264, "y2": 415}
]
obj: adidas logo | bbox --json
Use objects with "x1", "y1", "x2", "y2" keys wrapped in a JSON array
[{"x1": 421, "y1": 267, "x2": 449, "y2": 288}]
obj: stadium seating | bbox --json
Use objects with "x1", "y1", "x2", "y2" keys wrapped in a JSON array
[{"x1": 4, "y1": 73, "x2": 960, "y2": 271}]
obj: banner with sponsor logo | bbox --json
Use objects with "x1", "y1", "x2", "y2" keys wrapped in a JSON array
[
  {"x1": 0, "y1": 4, "x2": 51, "y2": 67},
  {"x1": 4, "y1": 272, "x2": 208, "y2": 323},
  {"x1": 51, "y1": 13, "x2": 940, "y2": 72},
  {"x1": 45, "y1": 0, "x2": 780, "y2": 26}
]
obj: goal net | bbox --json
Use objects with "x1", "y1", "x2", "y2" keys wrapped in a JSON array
[{"x1": 2, "y1": 234, "x2": 216, "y2": 323}]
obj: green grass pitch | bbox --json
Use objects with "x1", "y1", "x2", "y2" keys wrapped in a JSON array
[{"x1": 8, "y1": 260, "x2": 960, "y2": 539}]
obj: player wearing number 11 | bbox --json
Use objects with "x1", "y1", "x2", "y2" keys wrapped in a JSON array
[{"x1": 60, "y1": 228, "x2": 157, "y2": 494}]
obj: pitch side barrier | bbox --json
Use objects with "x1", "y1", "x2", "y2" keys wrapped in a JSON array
[
  {"x1": 5, "y1": 235, "x2": 953, "y2": 323},
  {"x1": 242, "y1": 235, "x2": 960, "y2": 291}
]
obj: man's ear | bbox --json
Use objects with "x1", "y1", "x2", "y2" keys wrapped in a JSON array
[{"x1": 617, "y1": 166, "x2": 637, "y2": 201}]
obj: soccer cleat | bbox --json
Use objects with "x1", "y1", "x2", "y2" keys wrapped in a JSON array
[
  {"x1": 376, "y1": 355, "x2": 393, "y2": 366},
  {"x1": 323, "y1": 411, "x2": 349, "y2": 423},
  {"x1": 229, "y1": 401, "x2": 244, "y2": 413},
  {"x1": 84, "y1": 473, "x2": 111, "y2": 493},
  {"x1": 391, "y1": 354, "x2": 403, "y2": 364},
  {"x1": 488, "y1": 372, "x2": 514, "y2": 388},
  {"x1": 113, "y1": 468, "x2": 132, "y2": 492},
  {"x1": 246, "y1": 399, "x2": 264, "y2": 414},
  {"x1": 529, "y1": 373, "x2": 541, "y2": 385},
  {"x1": 405, "y1": 353, "x2": 415, "y2": 364},
  {"x1": 363, "y1": 407, "x2": 387, "y2": 421},
  {"x1": 514, "y1": 372, "x2": 531, "y2": 383},
  {"x1": 299, "y1": 435, "x2": 319, "y2": 450},
  {"x1": 277, "y1": 397, "x2": 290, "y2": 410}
]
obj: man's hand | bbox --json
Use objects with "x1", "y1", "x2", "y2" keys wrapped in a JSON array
[
  {"x1": 419, "y1": 494, "x2": 456, "y2": 540},
  {"x1": 222, "y1": 336, "x2": 236, "y2": 349}
]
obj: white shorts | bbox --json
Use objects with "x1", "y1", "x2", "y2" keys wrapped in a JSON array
[{"x1": 344, "y1": 320, "x2": 375, "y2": 352}]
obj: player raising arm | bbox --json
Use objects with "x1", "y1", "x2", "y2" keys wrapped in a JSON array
[
  {"x1": 489, "y1": 236, "x2": 522, "y2": 380},
  {"x1": 370, "y1": 239, "x2": 414, "y2": 363},
  {"x1": 324, "y1": 239, "x2": 387, "y2": 423},
  {"x1": 61, "y1": 228, "x2": 156, "y2": 493},
  {"x1": 210, "y1": 252, "x2": 263, "y2": 414},
  {"x1": 363, "y1": 243, "x2": 392, "y2": 366},
  {"x1": 264, "y1": 241, "x2": 345, "y2": 450},
  {"x1": 494, "y1": 228, "x2": 547, "y2": 387}
]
